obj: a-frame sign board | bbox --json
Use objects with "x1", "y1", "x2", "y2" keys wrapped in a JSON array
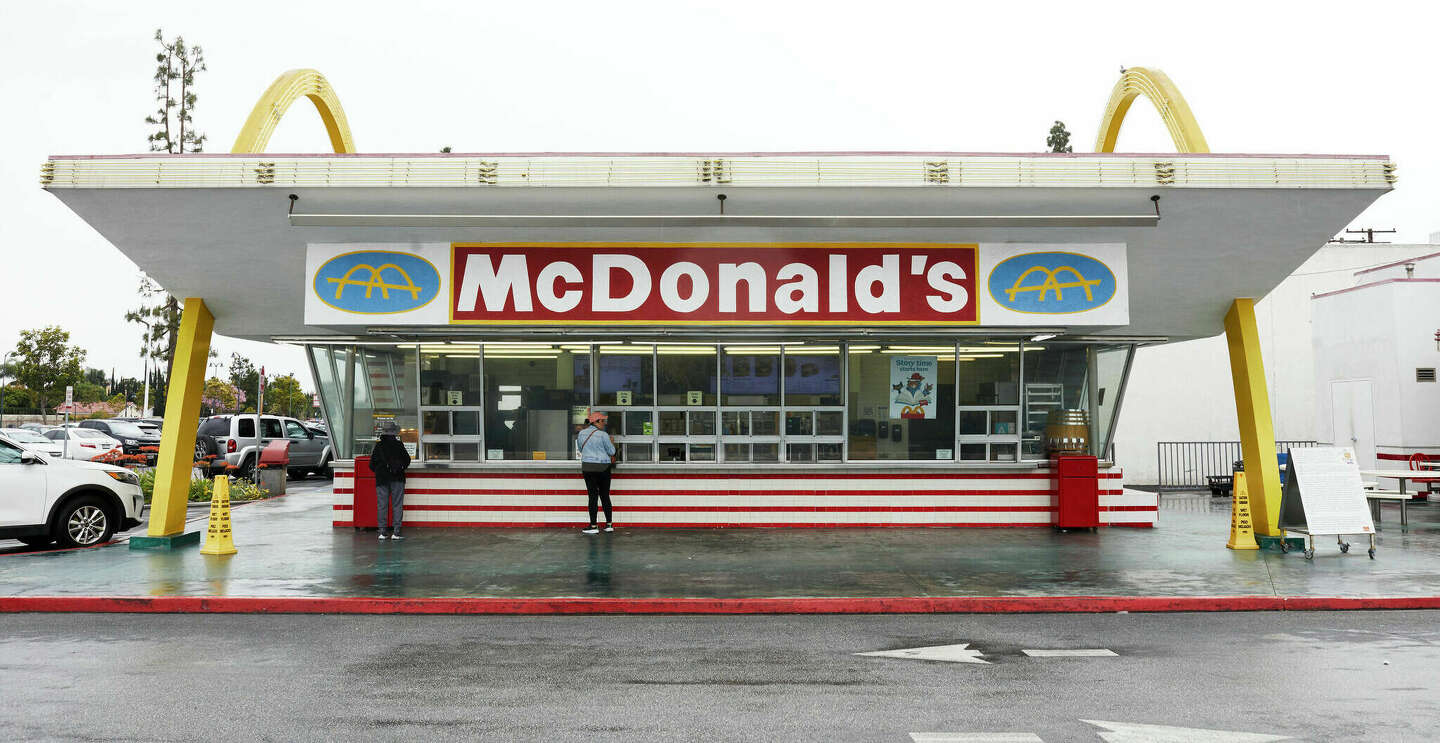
[{"x1": 1277, "y1": 446, "x2": 1376, "y2": 559}]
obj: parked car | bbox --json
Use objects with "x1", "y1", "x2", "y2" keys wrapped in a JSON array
[
  {"x1": 78, "y1": 419, "x2": 162, "y2": 462},
  {"x1": 0, "y1": 428, "x2": 65, "y2": 458},
  {"x1": 0, "y1": 433, "x2": 145, "y2": 548},
  {"x1": 18, "y1": 422, "x2": 52, "y2": 434},
  {"x1": 42, "y1": 427, "x2": 122, "y2": 461},
  {"x1": 196, "y1": 414, "x2": 333, "y2": 479}
]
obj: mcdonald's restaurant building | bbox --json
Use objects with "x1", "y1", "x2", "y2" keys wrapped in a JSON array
[{"x1": 42, "y1": 69, "x2": 1394, "y2": 536}]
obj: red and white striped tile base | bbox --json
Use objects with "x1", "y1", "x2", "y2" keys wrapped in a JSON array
[{"x1": 331, "y1": 466, "x2": 1156, "y2": 528}]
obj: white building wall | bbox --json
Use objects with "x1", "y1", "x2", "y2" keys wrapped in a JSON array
[{"x1": 1114, "y1": 243, "x2": 1433, "y2": 484}]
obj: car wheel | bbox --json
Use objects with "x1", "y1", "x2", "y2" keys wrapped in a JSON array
[
  {"x1": 236, "y1": 455, "x2": 257, "y2": 482},
  {"x1": 316, "y1": 455, "x2": 333, "y2": 479},
  {"x1": 17, "y1": 536, "x2": 53, "y2": 548},
  {"x1": 288, "y1": 468, "x2": 307, "y2": 480},
  {"x1": 53, "y1": 496, "x2": 115, "y2": 548}
]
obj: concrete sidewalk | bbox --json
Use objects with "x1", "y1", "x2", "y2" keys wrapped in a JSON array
[{"x1": 3, "y1": 481, "x2": 1440, "y2": 608}]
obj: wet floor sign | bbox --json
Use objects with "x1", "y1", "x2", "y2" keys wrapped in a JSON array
[
  {"x1": 200, "y1": 476, "x2": 238, "y2": 555},
  {"x1": 1226, "y1": 471, "x2": 1259, "y2": 550}
]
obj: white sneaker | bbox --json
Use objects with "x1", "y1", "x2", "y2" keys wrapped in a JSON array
[
  {"x1": 603, "y1": 524, "x2": 615, "y2": 533},
  {"x1": 378, "y1": 533, "x2": 389, "y2": 540},
  {"x1": 390, "y1": 533, "x2": 404, "y2": 541},
  {"x1": 582, "y1": 526, "x2": 599, "y2": 534}
]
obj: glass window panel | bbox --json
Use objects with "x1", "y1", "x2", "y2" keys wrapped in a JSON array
[
  {"x1": 308, "y1": 346, "x2": 347, "y2": 457},
  {"x1": 1092, "y1": 345, "x2": 1133, "y2": 459},
  {"x1": 690, "y1": 444, "x2": 716, "y2": 462},
  {"x1": 423, "y1": 411, "x2": 450, "y2": 436},
  {"x1": 751, "y1": 411, "x2": 780, "y2": 436},
  {"x1": 957, "y1": 343, "x2": 1020, "y2": 405},
  {"x1": 724, "y1": 443, "x2": 750, "y2": 461},
  {"x1": 818, "y1": 443, "x2": 843, "y2": 461},
  {"x1": 721, "y1": 348, "x2": 780, "y2": 405},
  {"x1": 424, "y1": 442, "x2": 452, "y2": 460},
  {"x1": 785, "y1": 411, "x2": 814, "y2": 436},
  {"x1": 659, "y1": 442, "x2": 687, "y2": 462},
  {"x1": 753, "y1": 443, "x2": 779, "y2": 462},
  {"x1": 787, "y1": 443, "x2": 815, "y2": 462},
  {"x1": 598, "y1": 347, "x2": 654, "y2": 406},
  {"x1": 659, "y1": 411, "x2": 687, "y2": 436},
  {"x1": 420, "y1": 347, "x2": 480, "y2": 407},
  {"x1": 959, "y1": 443, "x2": 987, "y2": 461},
  {"x1": 991, "y1": 410, "x2": 1018, "y2": 436},
  {"x1": 958, "y1": 410, "x2": 987, "y2": 436},
  {"x1": 783, "y1": 350, "x2": 843, "y2": 405},
  {"x1": 721, "y1": 411, "x2": 749, "y2": 436},
  {"x1": 624, "y1": 411, "x2": 653, "y2": 437},
  {"x1": 238, "y1": 418, "x2": 255, "y2": 438},
  {"x1": 261, "y1": 418, "x2": 283, "y2": 439},
  {"x1": 657, "y1": 348, "x2": 717, "y2": 405},
  {"x1": 624, "y1": 442, "x2": 653, "y2": 462},
  {"x1": 453, "y1": 410, "x2": 480, "y2": 436},
  {"x1": 1022, "y1": 345, "x2": 1090, "y2": 460},
  {"x1": 847, "y1": 348, "x2": 955, "y2": 460},
  {"x1": 453, "y1": 443, "x2": 481, "y2": 461},
  {"x1": 990, "y1": 442, "x2": 1018, "y2": 462},
  {"x1": 353, "y1": 346, "x2": 419, "y2": 458},
  {"x1": 484, "y1": 347, "x2": 590, "y2": 461},
  {"x1": 815, "y1": 411, "x2": 843, "y2": 436},
  {"x1": 689, "y1": 411, "x2": 716, "y2": 436}
]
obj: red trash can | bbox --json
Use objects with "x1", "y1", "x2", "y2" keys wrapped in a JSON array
[
  {"x1": 351, "y1": 455, "x2": 378, "y2": 529},
  {"x1": 1051, "y1": 454, "x2": 1100, "y2": 529}
]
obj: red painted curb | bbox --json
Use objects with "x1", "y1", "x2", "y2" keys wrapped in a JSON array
[{"x1": 2, "y1": 595, "x2": 1438, "y2": 615}]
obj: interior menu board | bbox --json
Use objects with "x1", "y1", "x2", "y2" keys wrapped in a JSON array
[{"x1": 1278, "y1": 447, "x2": 1375, "y2": 535}]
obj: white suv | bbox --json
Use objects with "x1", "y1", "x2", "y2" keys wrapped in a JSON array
[{"x1": 0, "y1": 433, "x2": 146, "y2": 548}]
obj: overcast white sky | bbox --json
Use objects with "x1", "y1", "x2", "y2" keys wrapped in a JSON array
[{"x1": 2, "y1": 1, "x2": 1436, "y2": 391}]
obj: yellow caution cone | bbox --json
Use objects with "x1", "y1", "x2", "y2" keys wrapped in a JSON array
[
  {"x1": 200, "y1": 475, "x2": 238, "y2": 556},
  {"x1": 1226, "y1": 471, "x2": 1259, "y2": 550}
]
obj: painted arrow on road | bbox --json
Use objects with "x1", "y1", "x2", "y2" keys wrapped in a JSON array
[
  {"x1": 855, "y1": 643, "x2": 989, "y2": 664},
  {"x1": 1081, "y1": 720, "x2": 1289, "y2": 742}
]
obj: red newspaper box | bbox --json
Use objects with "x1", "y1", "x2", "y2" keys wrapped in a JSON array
[
  {"x1": 1051, "y1": 454, "x2": 1100, "y2": 530},
  {"x1": 351, "y1": 455, "x2": 378, "y2": 529}
]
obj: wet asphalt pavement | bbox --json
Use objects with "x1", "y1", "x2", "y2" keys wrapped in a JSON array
[{"x1": 1, "y1": 610, "x2": 1436, "y2": 741}]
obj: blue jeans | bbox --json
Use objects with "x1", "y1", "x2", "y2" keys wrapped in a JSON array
[{"x1": 376, "y1": 481, "x2": 405, "y2": 535}]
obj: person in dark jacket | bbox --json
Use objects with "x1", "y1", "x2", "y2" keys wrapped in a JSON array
[{"x1": 369, "y1": 420, "x2": 411, "y2": 540}]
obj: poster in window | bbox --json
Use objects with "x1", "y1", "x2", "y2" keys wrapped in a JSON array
[{"x1": 889, "y1": 356, "x2": 937, "y2": 419}]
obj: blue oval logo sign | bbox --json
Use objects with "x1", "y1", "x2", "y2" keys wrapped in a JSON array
[
  {"x1": 989, "y1": 252, "x2": 1117, "y2": 314},
  {"x1": 314, "y1": 251, "x2": 441, "y2": 314}
]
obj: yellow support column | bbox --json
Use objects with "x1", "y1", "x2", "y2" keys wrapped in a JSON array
[
  {"x1": 1224, "y1": 298, "x2": 1284, "y2": 539},
  {"x1": 130, "y1": 298, "x2": 214, "y2": 550}
]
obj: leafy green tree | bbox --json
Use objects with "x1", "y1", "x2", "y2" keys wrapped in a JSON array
[
  {"x1": 145, "y1": 29, "x2": 207, "y2": 153},
  {"x1": 75, "y1": 381, "x2": 107, "y2": 403},
  {"x1": 264, "y1": 375, "x2": 312, "y2": 417},
  {"x1": 11, "y1": 326, "x2": 86, "y2": 413},
  {"x1": 84, "y1": 367, "x2": 107, "y2": 386},
  {"x1": 202, "y1": 377, "x2": 243, "y2": 414},
  {"x1": 2, "y1": 384, "x2": 34, "y2": 408},
  {"x1": 1047, "y1": 120, "x2": 1073, "y2": 153},
  {"x1": 229, "y1": 353, "x2": 260, "y2": 402},
  {"x1": 125, "y1": 275, "x2": 182, "y2": 414}
]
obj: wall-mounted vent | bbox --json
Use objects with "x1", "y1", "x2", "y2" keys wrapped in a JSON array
[{"x1": 1418, "y1": 368, "x2": 1436, "y2": 383}]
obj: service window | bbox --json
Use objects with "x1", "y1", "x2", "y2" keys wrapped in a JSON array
[
  {"x1": 483, "y1": 344, "x2": 590, "y2": 461},
  {"x1": 846, "y1": 344, "x2": 955, "y2": 461}
]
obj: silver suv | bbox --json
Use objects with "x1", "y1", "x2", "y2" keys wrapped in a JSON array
[{"x1": 195, "y1": 414, "x2": 333, "y2": 479}]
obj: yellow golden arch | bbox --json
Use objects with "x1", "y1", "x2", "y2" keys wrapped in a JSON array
[
  {"x1": 231, "y1": 68, "x2": 355, "y2": 154},
  {"x1": 1094, "y1": 67, "x2": 1209, "y2": 153},
  {"x1": 327, "y1": 264, "x2": 422, "y2": 300},
  {"x1": 1007, "y1": 266, "x2": 1103, "y2": 303}
]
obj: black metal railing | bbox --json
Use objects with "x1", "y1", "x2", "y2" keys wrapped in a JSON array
[{"x1": 1156, "y1": 440, "x2": 1319, "y2": 491}]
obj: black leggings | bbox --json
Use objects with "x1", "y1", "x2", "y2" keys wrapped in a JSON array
[{"x1": 583, "y1": 470, "x2": 613, "y2": 525}]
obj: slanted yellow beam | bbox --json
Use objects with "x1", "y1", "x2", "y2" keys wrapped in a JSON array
[
  {"x1": 1224, "y1": 298, "x2": 1283, "y2": 536},
  {"x1": 147, "y1": 298, "x2": 214, "y2": 537}
]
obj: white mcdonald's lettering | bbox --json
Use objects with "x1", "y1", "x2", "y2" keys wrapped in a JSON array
[
  {"x1": 452, "y1": 251, "x2": 972, "y2": 316},
  {"x1": 456, "y1": 254, "x2": 532, "y2": 312},
  {"x1": 592, "y1": 254, "x2": 651, "y2": 312}
]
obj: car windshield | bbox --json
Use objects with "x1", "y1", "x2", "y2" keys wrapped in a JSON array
[
  {"x1": 105, "y1": 422, "x2": 145, "y2": 437},
  {"x1": 3, "y1": 430, "x2": 49, "y2": 443},
  {"x1": 73, "y1": 429, "x2": 109, "y2": 439}
]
